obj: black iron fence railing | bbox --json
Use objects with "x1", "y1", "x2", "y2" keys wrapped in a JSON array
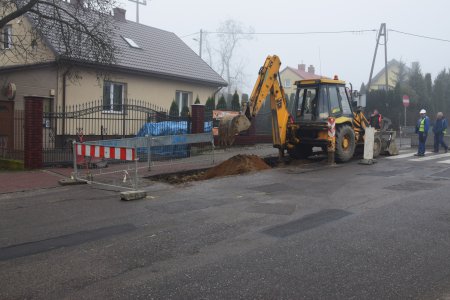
[
  {"x1": 42, "y1": 99, "x2": 192, "y2": 166},
  {"x1": 0, "y1": 110, "x2": 24, "y2": 161}
]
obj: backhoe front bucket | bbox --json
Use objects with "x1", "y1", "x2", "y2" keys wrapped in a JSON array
[
  {"x1": 386, "y1": 138, "x2": 399, "y2": 155},
  {"x1": 380, "y1": 131, "x2": 399, "y2": 156},
  {"x1": 218, "y1": 115, "x2": 251, "y2": 147}
]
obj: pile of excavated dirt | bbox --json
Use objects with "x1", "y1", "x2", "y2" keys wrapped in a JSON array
[{"x1": 203, "y1": 154, "x2": 270, "y2": 180}]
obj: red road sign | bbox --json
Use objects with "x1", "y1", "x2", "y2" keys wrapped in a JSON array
[{"x1": 402, "y1": 95, "x2": 410, "y2": 108}]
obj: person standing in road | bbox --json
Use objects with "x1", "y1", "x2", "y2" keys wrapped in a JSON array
[
  {"x1": 369, "y1": 109, "x2": 382, "y2": 129},
  {"x1": 415, "y1": 109, "x2": 430, "y2": 156},
  {"x1": 433, "y1": 112, "x2": 448, "y2": 153}
]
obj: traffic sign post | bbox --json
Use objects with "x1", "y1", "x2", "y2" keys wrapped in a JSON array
[{"x1": 402, "y1": 95, "x2": 410, "y2": 126}]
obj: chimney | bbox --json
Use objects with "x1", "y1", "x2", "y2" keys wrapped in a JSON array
[
  {"x1": 113, "y1": 7, "x2": 126, "y2": 22},
  {"x1": 298, "y1": 64, "x2": 306, "y2": 71},
  {"x1": 308, "y1": 65, "x2": 315, "y2": 74}
]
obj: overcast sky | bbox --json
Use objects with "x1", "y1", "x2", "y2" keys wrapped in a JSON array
[{"x1": 119, "y1": 0, "x2": 450, "y2": 93}]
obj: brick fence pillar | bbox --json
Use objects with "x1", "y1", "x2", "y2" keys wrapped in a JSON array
[
  {"x1": 191, "y1": 104, "x2": 205, "y2": 134},
  {"x1": 24, "y1": 96, "x2": 44, "y2": 169}
]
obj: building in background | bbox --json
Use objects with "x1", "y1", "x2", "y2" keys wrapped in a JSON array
[
  {"x1": 0, "y1": 4, "x2": 227, "y2": 113},
  {"x1": 280, "y1": 64, "x2": 324, "y2": 97},
  {"x1": 367, "y1": 59, "x2": 411, "y2": 91}
]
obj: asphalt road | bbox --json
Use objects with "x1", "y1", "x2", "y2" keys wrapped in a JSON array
[{"x1": 1, "y1": 150, "x2": 450, "y2": 299}]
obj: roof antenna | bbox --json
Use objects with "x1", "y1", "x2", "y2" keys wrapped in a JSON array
[{"x1": 128, "y1": 0, "x2": 149, "y2": 23}]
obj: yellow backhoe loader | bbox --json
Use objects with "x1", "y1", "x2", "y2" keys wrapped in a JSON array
[{"x1": 218, "y1": 55, "x2": 398, "y2": 162}]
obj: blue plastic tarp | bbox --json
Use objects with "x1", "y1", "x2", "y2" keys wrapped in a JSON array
[
  {"x1": 136, "y1": 121, "x2": 212, "y2": 137},
  {"x1": 136, "y1": 121, "x2": 212, "y2": 158}
]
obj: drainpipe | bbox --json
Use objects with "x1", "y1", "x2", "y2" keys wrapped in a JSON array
[{"x1": 212, "y1": 86, "x2": 223, "y2": 103}]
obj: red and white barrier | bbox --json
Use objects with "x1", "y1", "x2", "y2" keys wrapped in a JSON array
[
  {"x1": 327, "y1": 117, "x2": 336, "y2": 137},
  {"x1": 76, "y1": 144, "x2": 136, "y2": 161}
]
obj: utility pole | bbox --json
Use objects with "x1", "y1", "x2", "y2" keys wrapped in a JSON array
[
  {"x1": 367, "y1": 23, "x2": 389, "y2": 92},
  {"x1": 128, "y1": 0, "x2": 147, "y2": 24}
]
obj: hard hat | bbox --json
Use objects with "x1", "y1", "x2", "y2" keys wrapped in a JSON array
[{"x1": 420, "y1": 109, "x2": 426, "y2": 114}]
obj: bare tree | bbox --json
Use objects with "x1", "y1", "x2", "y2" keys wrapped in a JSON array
[
  {"x1": 0, "y1": 0, "x2": 118, "y2": 68},
  {"x1": 204, "y1": 19, "x2": 253, "y2": 95}
]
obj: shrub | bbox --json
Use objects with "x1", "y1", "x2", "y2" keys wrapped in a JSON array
[
  {"x1": 216, "y1": 95, "x2": 227, "y2": 110},
  {"x1": 169, "y1": 100, "x2": 179, "y2": 117},
  {"x1": 205, "y1": 96, "x2": 215, "y2": 111},
  {"x1": 231, "y1": 90, "x2": 240, "y2": 111},
  {"x1": 181, "y1": 106, "x2": 190, "y2": 118}
]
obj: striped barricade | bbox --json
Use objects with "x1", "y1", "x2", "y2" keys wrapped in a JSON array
[
  {"x1": 76, "y1": 144, "x2": 136, "y2": 161},
  {"x1": 327, "y1": 117, "x2": 336, "y2": 164},
  {"x1": 73, "y1": 142, "x2": 138, "y2": 190}
]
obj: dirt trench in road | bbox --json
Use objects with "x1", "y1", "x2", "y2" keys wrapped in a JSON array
[
  {"x1": 147, "y1": 153, "x2": 327, "y2": 185},
  {"x1": 148, "y1": 154, "x2": 274, "y2": 184}
]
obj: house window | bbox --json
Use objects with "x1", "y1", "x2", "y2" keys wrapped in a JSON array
[
  {"x1": 122, "y1": 36, "x2": 140, "y2": 49},
  {"x1": 284, "y1": 79, "x2": 291, "y2": 88},
  {"x1": 2, "y1": 25, "x2": 12, "y2": 49},
  {"x1": 103, "y1": 81, "x2": 125, "y2": 112},
  {"x1": 175, "y1": 91, "x2": 191, "y2": 114}
]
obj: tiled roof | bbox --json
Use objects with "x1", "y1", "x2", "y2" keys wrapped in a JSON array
[
  {"x1": 31, "y1": 3, "x2": 227, "y2": 87},
  {"x1": 284, "y1": 66, "x2": 323, "y2": 80},
  {"x1": 111, "y1": 21, "x2": 227, "y2": 86}
]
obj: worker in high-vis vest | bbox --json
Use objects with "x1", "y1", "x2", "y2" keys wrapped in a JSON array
[
  {"x1": 415, "y1": 109, "x2": 430, "y2": 156},
  {"x1": 433, "y1": 111, "x2": 448, "y2": 153}
]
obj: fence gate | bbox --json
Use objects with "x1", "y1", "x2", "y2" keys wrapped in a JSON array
[
  {"x1": 0, "y1": 101, "x2": 24, "y2": 160},
  {"x1": 0, "y1": 101, "x2": 14, "y2": 155}
]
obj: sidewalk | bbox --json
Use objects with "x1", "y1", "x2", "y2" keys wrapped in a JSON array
[
  {"x1": 0, "y1": 144, "x2": 279, "y2": 194},
  {"x1": 0, "y1": 170, "x2": 66, "y2": 194}
]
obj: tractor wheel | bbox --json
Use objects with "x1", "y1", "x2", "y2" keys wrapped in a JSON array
[
  {"x1": 335, "y1": 125, "x2": 356, "y2": 162},
  {"x1": 288, "y1": 145, "x2": 312, "y2": 159},
  {"x1": 373, "y1": 136, "x2": 382, "y2": 158}
]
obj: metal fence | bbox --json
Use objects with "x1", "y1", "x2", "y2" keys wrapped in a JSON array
[
  {"x1": 0, "y1": 109, "x2": 24, "y2": 161},
  {"x1": 42, "y1": 99, "x2": 193, "y2": 166},
  {"x1": 73, "y1": 133, "x2": 214, "y2": 190}
]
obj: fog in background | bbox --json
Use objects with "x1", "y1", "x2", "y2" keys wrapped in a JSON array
[{"x1": 119, "y1": 0, "x2": 450, "y2": 93}]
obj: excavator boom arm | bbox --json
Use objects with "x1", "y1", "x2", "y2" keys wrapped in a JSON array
[
  {"x1": 246, "y1": 55, "x2": 290, "y2": 148},
  {"x1": 218, "y1": 55, "x2": 290, "y2": 150}
]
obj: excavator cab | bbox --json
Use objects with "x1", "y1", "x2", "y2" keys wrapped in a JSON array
[{"x1": 294, "y1": 79, "x2": 353, "y2": 122}]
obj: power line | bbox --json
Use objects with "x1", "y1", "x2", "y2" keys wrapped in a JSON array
[
  {"x1": 388, "y1": 29, "x2": 450, "y2": 43},
  {"x1": 180, "y1": 29, "x2": 377, "y2": 37},
  {"x1": 179, "y1": 32, "x2": 199, "y2": 38},
  {"x1": 208, "y1": 29, "x2": 377, "y2": 35},
  {"x1": 180, "y1": 28, "x2": 450, "y2": 43}
]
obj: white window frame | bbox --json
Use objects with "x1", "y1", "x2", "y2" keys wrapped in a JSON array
[
  {"x1": 175, "y1": 90, "x2": 192, "y2": 114},
  {"x1": 284, "y1": 79, "x2": 291, "y2": 88},
  {"x1": 122, "y1": 36, "x2": 141, "y2": 49},
  {"x1": 2, "y1": 25, "x2": 12, "y2": 49},
  {"x1": 103, "y1": 81, "x2": 125, "y2": 113}
]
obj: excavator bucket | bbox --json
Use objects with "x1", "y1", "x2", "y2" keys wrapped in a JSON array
[
  {"x1": 387, "y1": 140, "x2": 399, "y2": 155},
  {"x1": 218, "y1": 115, "x2": 252, "y2": 147},
  {"x1": 380, "y1": 131, "x2": 399, "y2": 156}
]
